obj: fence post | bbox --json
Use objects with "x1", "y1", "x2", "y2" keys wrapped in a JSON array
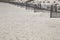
[
  {"x1": 25, "y1": 2, "x2": 28, "y2": 9},
  {"x1": 55, "y1": 4, "x2": 57, "y2": 13},
  {"x1": 34, "y1": 4, "x2": 37, "y2": 12},
  {"x1": 50, "y1": 5, "x2": 53, "y2": 18},
  {"x1": 40, "y1": 3, "x2": 41, "y2": 9}
]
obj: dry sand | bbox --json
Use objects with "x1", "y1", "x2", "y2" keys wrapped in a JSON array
[{"x1": 0, "y1": 2, "x2": 60, "y2": 40}]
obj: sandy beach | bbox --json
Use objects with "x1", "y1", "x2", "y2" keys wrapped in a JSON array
[{"x1": 0, "y1": 2, "x2": 60, "y2": 40}]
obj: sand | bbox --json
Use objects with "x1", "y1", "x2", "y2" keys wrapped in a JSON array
[{"x1": 0, "y1": 2, "x2": 60, "y2": 40}]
